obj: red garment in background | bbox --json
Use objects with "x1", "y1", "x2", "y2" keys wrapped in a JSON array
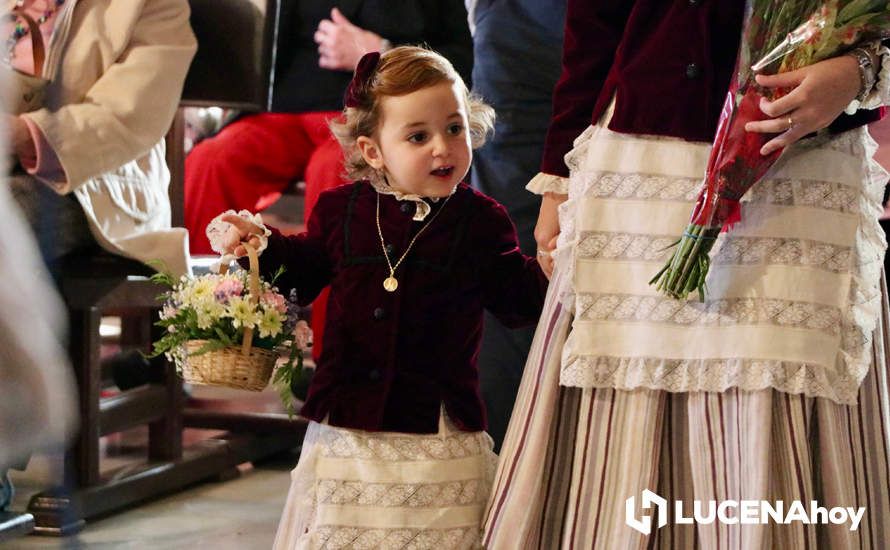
[{"x1": 185, "y1": 111, "x2": 346, "y2": 360}]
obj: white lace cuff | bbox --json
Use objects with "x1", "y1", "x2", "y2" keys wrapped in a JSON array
[
  {"x1": 526, "y1": 172, "x2": 569, "y2": 195},
  {"x1": 845, "y1": 42, "x2": 890, "y2": 115},
  {"x1": 205, "y1": 209, "x2": 273, "y2": 272}
]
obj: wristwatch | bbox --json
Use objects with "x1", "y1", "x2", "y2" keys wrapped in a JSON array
[{"x1": 848, "y1": 46, "x2": 877, "y2": 102}]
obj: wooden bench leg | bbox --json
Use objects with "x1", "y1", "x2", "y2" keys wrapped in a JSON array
[
  {"x1": 66, "y1": 306, "x2": 101, "y2": 488},
  {"x1": 149, "y1": 357, "x2": 184, "y2": 462}
]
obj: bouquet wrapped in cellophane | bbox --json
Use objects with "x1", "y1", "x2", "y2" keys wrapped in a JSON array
[{"x1": 651, "y1": 0, "x2": 890, "y2": 300}]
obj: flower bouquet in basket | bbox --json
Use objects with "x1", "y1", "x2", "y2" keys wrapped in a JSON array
[
  {"x1": 149, "y1": 244, "x2": 311, "y2": 415},
  {"x1": 650, "y1": 0, "x2": 890, "y2": 301}
]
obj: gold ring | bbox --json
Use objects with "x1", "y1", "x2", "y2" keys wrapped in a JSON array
[
  {"x1": 537, "y1": 250, "x2": 549, "y2": 257},
  {"x1": 787, "y1": 116, "x2": 794, "y2": 129}
]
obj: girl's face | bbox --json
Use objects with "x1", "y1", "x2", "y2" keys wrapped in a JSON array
[{"x1": 357, "y1": 81, "x2": 472, "y2": 198}]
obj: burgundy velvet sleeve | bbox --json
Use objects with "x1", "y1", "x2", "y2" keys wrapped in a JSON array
[
  {"x1": 474, "y1": 200, "x2": 549, "y2": 328},
  {"x1": 240, "y1": 199, "x2": 334, "y2": 306},
  {"x1": 540, "y1": 0, "x2": 636, "y2": 177}
]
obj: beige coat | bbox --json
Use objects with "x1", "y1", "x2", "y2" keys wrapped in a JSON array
[{"x1": 17, "y1": 0, "x2": 197, "y2": 275}]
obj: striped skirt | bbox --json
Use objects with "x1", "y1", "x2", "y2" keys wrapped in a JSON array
[
  {"x1": 273, "y1": 410, "x2": 497, "y2": 549},
  {"x1": 482, "y1": 267, "x2": 890, "y2": 549}
]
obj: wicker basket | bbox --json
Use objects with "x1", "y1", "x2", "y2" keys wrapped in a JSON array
[
  {"x1": 179, "y1": 243, "x2": 278, "y2": 391},
  {"x1": 181, "y1": 340, "x2": 278, "y2": 391}
]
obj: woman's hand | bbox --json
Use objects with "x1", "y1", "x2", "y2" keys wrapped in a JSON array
[
  {"x1": 219, "y1": 213, "x2": 263, "y2": 257},
  {"x1": 314, "y1": 8, "x2": 385, "y2": 71},
  {"x1": 745, "y1": 55, "x2": 861, "y2": 156},
  {"x1": 534, "y1": 192, "x2": 567, "y2": 278}
]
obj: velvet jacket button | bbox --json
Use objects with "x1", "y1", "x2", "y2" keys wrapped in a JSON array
[
  {"x1": 373, "y1": 307, "x2": 385, "y2": 320},
  {"x1": 385, "y1": 244, "x2": 395, "y2": 255},
  {"x1": 400, "y1": 202, "x2": 413, "y2": 214},
  {"x1": 686, "y1": 63, "x2": 701, "y2": 79},
  {"x1": 368, "y1": 369, "x2": 381, "y2": 381}
]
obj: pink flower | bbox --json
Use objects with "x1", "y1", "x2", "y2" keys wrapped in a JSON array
[
  {"x1": 161, "y1": 305, "x2": 179, "y2": 319},
  {"x1": 214, "y1": 279, "x2": 243, "y2": 302},
  {"x1": 262, "y1": 291, "x2": 288, "y2": 314},
  {"x1": 294, "y1": 320, "x2": 313, "y2": 350}
]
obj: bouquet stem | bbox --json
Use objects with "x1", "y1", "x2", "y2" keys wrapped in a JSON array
[{"x1": 650, "y1": 224, "x2": 720, "y2": 300}]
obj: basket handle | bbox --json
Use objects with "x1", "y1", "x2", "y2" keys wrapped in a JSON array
[
  {"x1": 240, "y1": 243, "x2": 261, "y2": 356},
  {"x1": 214, "y1": 243, "x2": 261, "y2": 356},
  {"x1": 11, "y1": 9, "x2": 46, "y2": 77}
]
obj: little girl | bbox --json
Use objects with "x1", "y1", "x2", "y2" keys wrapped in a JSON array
[{"x1": 212, "y1": 46, "x2": 548, "y2": 549}]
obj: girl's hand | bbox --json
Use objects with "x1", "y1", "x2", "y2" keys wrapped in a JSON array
[
  {"x1": 745, "y1": 55, "x2": 861, "y2": 156},
  {"x1": 534, "y1": 192, "x2": 567, "y2": 278},
  {"x1": 219, "y1": 213, "x2": 263, "y2": 257},
  {"x1": 314, "y1": 8, "x2": 384, "y2": 71}
]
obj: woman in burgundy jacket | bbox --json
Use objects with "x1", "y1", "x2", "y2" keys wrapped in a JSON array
[{"x1": 484, "y1": 1, "x2": 890, "y2": 548}]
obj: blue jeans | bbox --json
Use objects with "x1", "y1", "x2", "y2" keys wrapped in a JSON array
[{"x1": 471, "y1": 0, "x2": 566, "y2": 450}]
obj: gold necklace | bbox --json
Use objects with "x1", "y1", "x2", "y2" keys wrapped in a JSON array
[{"x1": 375, "y1": 192, "x2": 451, "y2": 292}]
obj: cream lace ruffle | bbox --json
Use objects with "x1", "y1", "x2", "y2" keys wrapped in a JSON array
[
  {"x1": 205, "y1": 209, "x2": 272, "y2": 271},
  {"x1": 368, "y1": 178, "x2": 457, "y2": 221},
  {"x1": 555, "y1": 121, "x2": 887, "y2": 405},
  {"x1": 846, "y1": 41, "x2": 890, "y2": 114},
  {"x1": 525, "y1": 172, "x2": 569, "y2": 195}
]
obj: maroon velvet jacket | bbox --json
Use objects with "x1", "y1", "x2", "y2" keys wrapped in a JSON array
[
  {"x1": 253, "y1": 182, "x2": 548, "y2": 434},
  {"x1": 541, "y1": 0, "x2": 883, "y2": 177}
]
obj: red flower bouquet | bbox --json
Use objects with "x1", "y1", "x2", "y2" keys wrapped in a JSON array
[{"x1": 651, "y1": 0, "x2": 890, "y2": 300}]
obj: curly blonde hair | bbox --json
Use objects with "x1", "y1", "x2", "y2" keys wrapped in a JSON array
[{"x1": 329, "y1": 46, "x2": 495, "y2": 182}]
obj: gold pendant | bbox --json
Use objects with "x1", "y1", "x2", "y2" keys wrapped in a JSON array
[{"x1": 383, "y1": 276, "x2": 398, "y2": 292}]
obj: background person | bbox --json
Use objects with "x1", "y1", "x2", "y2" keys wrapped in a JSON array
[
  {"x1": 484, "y1": 2, "x2": 890, "y2": 547},
  {"x1": 4, "y1": 0, "x2": 196, "y2": 276}
]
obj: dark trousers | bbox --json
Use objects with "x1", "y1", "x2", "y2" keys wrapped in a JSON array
[{"x1": 471, "y1": 0, "x2": 566, "y2": 451}]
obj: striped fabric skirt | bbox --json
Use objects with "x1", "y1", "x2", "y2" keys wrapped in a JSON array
[
  {"x1": 273, "y1": 410, "x2": 497, "y2": 549},
  {"x1": 483, "y1": 118, "x2": 890, "y2": 548},
  {"x1": 483, "y1": 268, "x2": 890, "y2": 548}
]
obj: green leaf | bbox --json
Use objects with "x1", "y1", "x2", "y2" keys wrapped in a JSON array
[
  {"x1": 189, "y1": 340, "x2": 228, "y2": 356},
  {"x1": 271, "y1": 344, "x2": 305, "y2": 418},
  {"x1": 213, "y1": 327, "x2": 234, "y2": 346},
  {"x1": 838, "y1": 0, "x2": 885, "y2": 25},
  {"x1": 270, "y1": 265, "x2": 286, "y2": 285},
  {"x1": 146, "y1": 259, "x2": 173, "y2": 278}
]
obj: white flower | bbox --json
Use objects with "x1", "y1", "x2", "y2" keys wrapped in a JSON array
[
  {"x1": 193, "y1": 300, "x2": 225, "y2": 330},
  {"x1": 195, "y1": 308, "x2": 214, "y2": 330},
  {"x1": 179, "y1": 277, "x2": 216, "y2": 308},
  {"x1": 257, "y1": 308, "x2": 283, "y2": 338},
  {"x1": 226, "y1": 296, "x2": 259, "y2": 329}
]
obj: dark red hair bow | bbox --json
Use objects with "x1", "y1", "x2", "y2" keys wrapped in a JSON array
[{"x1": 344, "y1": 51, "x2": 381, "y2": 108}]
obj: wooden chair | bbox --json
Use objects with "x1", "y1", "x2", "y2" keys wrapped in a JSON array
[{"x1": 26, "y1": 0, "x2": 305, "y2": 535}]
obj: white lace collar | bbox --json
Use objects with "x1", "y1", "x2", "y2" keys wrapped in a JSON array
[{"x1": 367, "y1": 178, "x2": 458, "y2": 221}]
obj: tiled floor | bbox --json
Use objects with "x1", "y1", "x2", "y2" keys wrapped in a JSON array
[{"x1": 3, "y1": 386, "x2": 303, "y2": 550}]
